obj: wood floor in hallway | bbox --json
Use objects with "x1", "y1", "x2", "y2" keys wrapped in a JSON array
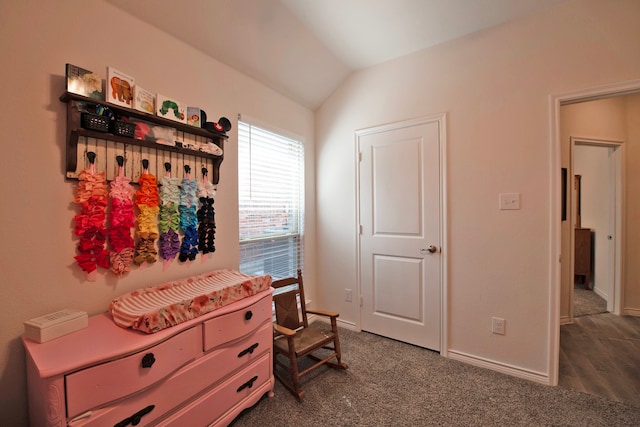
[{"x1": 559, "y1": 312, "x2": 640, "y2": 407}]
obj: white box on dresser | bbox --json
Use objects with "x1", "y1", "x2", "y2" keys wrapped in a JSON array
[
  {"x1": 24, "y1": 309, "x2": 88, "y2": 343},
  {"x1": 23, "y1": 289, "x2": 274, "y2": 427}
]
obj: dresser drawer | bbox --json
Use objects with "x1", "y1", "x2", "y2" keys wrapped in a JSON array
[
  {"x1": 158, "y1": 353, "x2": 272, "y2": 427},
  {"x1": 203, "y1": 294, "x2": 271, "y2": 351},
  {"x1": 204, "y1": 321, "x2": 272, "y2": 385},
  {"x1": 65, "y1": 325, "x2": 201, "y2": 418}
]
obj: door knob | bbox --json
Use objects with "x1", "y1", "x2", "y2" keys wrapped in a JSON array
[{"x1": 420, "y1": 245, "x2": 438, "y2": 254}]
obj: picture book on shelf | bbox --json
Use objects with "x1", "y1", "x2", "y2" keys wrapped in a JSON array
[
  {"x1": 133, "y1": 85, "x2": 155, "y2": 115},
  {"x1": 65, "y1": 64, "x2": 103, "y2": 100},
  {"x1": 157, "y1": 94, "x2": 186, "y2": 124},
  {"x1": 106, "y1": 67, "x2": 135, "y2": 108},
  {"x1": 186, "y1": 107, "x2": 202, "y2": 127}
]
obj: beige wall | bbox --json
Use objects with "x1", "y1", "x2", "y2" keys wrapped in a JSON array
[
  {"x1": 316, "y1": 0, "x2": 640, "y2": 380},
  {"x1": 0, "y1": 1, "x2": 315, "y2": 425}
]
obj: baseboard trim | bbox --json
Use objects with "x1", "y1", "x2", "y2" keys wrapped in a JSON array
[
  {"x1": 447, "y1": 350, "x2": 550, "y2": 385},
  {"x1": 560, "y1": 315, "x2": 572, "y2": 325},
  {"x1": 623, "y1": 308, "x2": 640, "y2": 317},
  {"x1": 336, "y1": 318, "x2": 357, "y2": 330},
  {"x1": 307, "y1": 315, "x2": 358, "y2": 331},
  {"x1": 593, "y1": 287, "x2": 608, "y2": 301}
]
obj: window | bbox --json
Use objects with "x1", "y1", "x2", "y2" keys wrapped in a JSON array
[{"x1": 238, "y1": 120, "x2": 304, "y2": 280}]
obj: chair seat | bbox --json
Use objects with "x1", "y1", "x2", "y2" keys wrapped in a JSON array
[{"x1": 274, "y1": 326, "x2": 335, "y2": 357}]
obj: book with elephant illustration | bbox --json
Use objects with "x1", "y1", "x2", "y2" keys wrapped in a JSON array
[
  {"x1": 106, "y1": 67, "x2": 135, "y2": 108},
  {"x1": 156, "y1": 94, "x2": 186, "y2": 124}
]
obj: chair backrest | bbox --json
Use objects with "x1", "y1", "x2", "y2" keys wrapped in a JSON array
[{"x1": 272, "y1": 269, "x2": 309, "y2": 331}]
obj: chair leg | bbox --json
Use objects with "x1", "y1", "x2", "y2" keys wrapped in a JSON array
[
  {"x1": 332, "y1": 340, "x2": 348, "y2": 369},
  {"x1": 274, "y1": 352, "x2": 306, "y2": 400},
  {"x1": 330, "y1": 318, "x2": 348, "y2": 369},
  {"x1": 288, "y1": 350, "x2": 305, "y2": 399}
]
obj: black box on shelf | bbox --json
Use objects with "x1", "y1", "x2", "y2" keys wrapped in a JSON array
[
  {"x1": 111, "y1": 120, "x2": 135, "y2": 138},
  {"x1": 81, "y1": 112, "x2": 109, "y2": 133}
]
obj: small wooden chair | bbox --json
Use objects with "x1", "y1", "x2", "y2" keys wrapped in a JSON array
[{"x1": 272, "y1": 269, "x2": 348, "y2": 399}]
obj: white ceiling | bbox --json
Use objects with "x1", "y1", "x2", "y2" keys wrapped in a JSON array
[{"x1": 108, "y1": 0, "x2": 567, "y2": 110}]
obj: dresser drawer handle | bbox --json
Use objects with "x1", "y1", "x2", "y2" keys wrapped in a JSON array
[
  {"x1": 244, "y1": 310, "x2": 253, "y2": 320},
  {"x1": 141, "y1": 353, "x2": 156, "y2": 368},
  {"x1": 237, "y1": 343, "x2": 259, "y2": 358},
  {"x1": 236, "y1": 375, "x2": 258, "y2": 393},
  {"x1": 114, "y1": 404, "x2": 155, "y2": 427}
]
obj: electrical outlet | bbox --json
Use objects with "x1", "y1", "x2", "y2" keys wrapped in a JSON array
[
  {"x1": 344, "y1": 288, "x2": 353, "y2": 302},
  {"x1": 499, "y1": 193, "x2": 520, "y2": 210},
  {"x1": 492, "y1": 317, "x2": 506, "y2": 335}
]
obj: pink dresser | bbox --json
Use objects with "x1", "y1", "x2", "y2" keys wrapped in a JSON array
[{"x1": 23, "y1": 289, "x2": 274, "y2": 426}]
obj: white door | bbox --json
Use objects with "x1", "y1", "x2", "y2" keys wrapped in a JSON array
[{"x1": 357, "y1": 116, "x2": 443, "y2": 351}]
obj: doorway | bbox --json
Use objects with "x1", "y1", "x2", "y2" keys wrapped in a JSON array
[
  {"x1": 355, "y1": 114, "x2": 446, "y2": 352},
  {"x1": 570, "y1": 139, "x2": 622, "y2": 318},
  {"x1": 550, "y1": 79, "x2": 640, "y2": 387}
]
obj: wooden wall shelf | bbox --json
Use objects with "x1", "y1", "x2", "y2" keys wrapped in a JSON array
[{"x1": 60, "y1": 92, "x2": 228, "y2": 184}]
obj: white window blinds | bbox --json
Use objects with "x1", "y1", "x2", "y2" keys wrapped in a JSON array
[{"x1": 238, "y1": 120, "x2": 304, "y2": 280}]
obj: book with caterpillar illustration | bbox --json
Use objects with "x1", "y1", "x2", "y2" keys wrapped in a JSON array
[{"x1": 156, "y1": 94, "x2": 186, "y2": 123}]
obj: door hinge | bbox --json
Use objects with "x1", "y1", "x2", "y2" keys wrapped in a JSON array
[
  {"x1": 360, "y1": 295, "x2": 363, "y2": 307},
  {"x1": 359, "y1": 224, "x2": 363, "y2": 235},
  {"x1": 359, "y1": 152, "x2": 362, "y2": 162}
]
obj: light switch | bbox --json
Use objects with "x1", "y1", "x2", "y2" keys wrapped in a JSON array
[{"x1": 499, "y1": 193, "x2": 520, "y2": 210}]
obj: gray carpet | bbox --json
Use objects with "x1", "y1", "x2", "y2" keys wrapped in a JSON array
[
  {"x1": 574, "y1": 285, "x2": 607, "y2": 317},
  {"x1": 230, "y1": 325, "x2": 640, "y2": 426}
]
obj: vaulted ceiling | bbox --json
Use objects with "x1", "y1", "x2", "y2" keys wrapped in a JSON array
[{"x1": 108, "y1": 0, "x2": 568, "y2": 110}]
